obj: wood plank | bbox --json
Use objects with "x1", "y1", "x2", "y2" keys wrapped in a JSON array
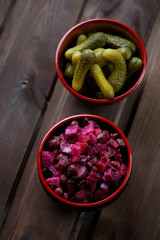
[
  {"x1": 0, "y1": 0, "x2": 14, "y2": 28},
  {"x1": 0, "y1": 0, "x2": 86, "y2": 228},
  {"x1": 92, "y1": 6, "x2": 160, "y2": 240}
]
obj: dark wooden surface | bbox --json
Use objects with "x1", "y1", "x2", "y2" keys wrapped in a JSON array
[{"x1": 0, "y1": 0, "x2": 160, "y2": 239}]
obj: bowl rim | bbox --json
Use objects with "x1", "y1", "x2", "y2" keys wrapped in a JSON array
[
  {"x1": 37, "y1": 114, "x2": 132, "y2": 209},
  {"x1": 55, "y1": 18, "x2": 147, "y2": 103}
]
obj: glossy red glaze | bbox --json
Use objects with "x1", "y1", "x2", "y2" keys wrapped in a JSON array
[
  {"x1": 37, "y1": 114, "x2": 132, "y2": 210},
  {"x1": 55, "y1": 18, "x2": 147, "y2": 104}
]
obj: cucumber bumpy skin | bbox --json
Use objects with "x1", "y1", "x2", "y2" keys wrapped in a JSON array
[
  {"x1": 105, "y1": 33, "x2": 136, "y2": 54},
  {"x1": 103, "y1": 49, "x2": 127, "y2": 93},
  {"x1": 65, "y1": 32, "x2": 107, "y2": 60},
  {"x1": 127, "y1": 57, "x2": 143, "y2": 79},
  {"x1": 90, "y1": 64, "x2": 115, "y2": 99},
  {"x1": 72, "y1": 49, "x2": 95, "y2": 91}
]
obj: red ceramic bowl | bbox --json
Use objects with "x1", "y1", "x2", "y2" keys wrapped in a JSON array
[
  {"x1": 37, "y1": 114, "x2": 132, "y2": 211},
  {"x1": 55, "y1": 18, "x2": 147, "y2": 104}
]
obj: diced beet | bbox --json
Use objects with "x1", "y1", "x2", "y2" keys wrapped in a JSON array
[
  {"x1": 104, "y1": 169, "x2": 114, "y2": 182},
  {"x1": 120, "y1": 164, "x2": 128, "y2": 176},
  {"x1": 88, "y1": 132, "x2": 97, "y2": 146},
  {"x1": 114, "y1": 153, "x2": 123, "y2": 163},
  {"x1": 58, "y1": 155, "x2": 69, "y2": 169},
  {"x1": 88, "y1": 170, "x2": 102, "y2": 180},
  {"x1": 65, "y1": 125, "x2": 79, "y2": 137},
  {"x1": 87, "y1": 183, "x2": 97, "y2": 194},
  {"x1": 48, "y1": 165, "x2": 59, "y2": 177},
  {"x1": 93, "y1": 190, "x2": 107, "y2": 200},
  {"x1": 100, "y1": 155, "x2": 110, "y2": 163},
  {"x1": 87, "y1": 156, "x2": 97, "y2": 167},
  {"x1": 113, "y1": 170, "x2": 121, "y2": 184},
  {"x1": 107, "y1": 146, "x2": 117, "y2": 157},
  {"x1": 41, "y1": 151, "x2": 55, "y2": 168},
  {"x1": 76, "y1": 189, "x2": 87, "y2": 201},
  {"x1": 61, "y1": 143, "x2": 72, "y2": 154},
  {"x1": 52, "y1": 149, "x2": 60, "y2": 157},
  {"x1": 92, "y1": 165, "x2": 98, "y2": 172},
  {"x1": 109, "y1": 161, "x2": 121, "y2": 171},
  {"x1": 62, "y1": 143, "x2": 81, "y2": 156},
  {"x1": 95, "y1": 160, "x2": 108, "y2": 172},
  {"x1": 67, "y1": 179, "x2": 76, "y2": 195},
  {"x1": 71, "y1": 144, "x2": 82, "y2": 156},
  {"x1": 101, "y1": 144, "x2": 108, "y2": 151},
  {"x1": 110, "y1": 133, "x2": 119, "y2": 139},
  {"x1": 75, "y1": 141, "x2": 88, "y2": 153},
  {"x1": 54, "y1": 163, "x2": 60, "y2": 170},
  {"x1": 94, "y1": 128, "x2": 102, "y2": 136},
  {"x1": 71, "y1": 156, "x2": 80, "y2": 163},
  {"x1": 95, "y1": 143, "x2": 102, "y2": 152},
  {"x1": 46, "y1": 176, "x2": 60, "y2": 187},
  {"x1": 86, "y1": 175, "x2": 98, "y2": 185},
  {"x1": 59, "y1": 133, "x2": 68, "y2": 146},
  {"x1": 99, "y1": 145, "x2": 108, "y2": 157},
  {"x1": 108, "y1": 138, "x2": 119, "y2": 149},
  {"x1": 78, "y1": 134, "x2": 90, "y2": 142},
  {"x1": 117, "y1": 138, "x2": 126, "y2": 147},
  {"x1": 88, "y1": 145, "x2": 97, "y2": 156},
  {"x1": 97, "y1": 130, "x2": 110, "y2": 143},
  {"x1": 77, "y1": 180, "x2": 86, "y2": 189},
  {"x1": 82, "y1": 121, "x2": 94, "y2": 135}
]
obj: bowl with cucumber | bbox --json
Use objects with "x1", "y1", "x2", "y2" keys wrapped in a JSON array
[{"x1": 55, "y1": 18, "x2": 147, "y2": 104}]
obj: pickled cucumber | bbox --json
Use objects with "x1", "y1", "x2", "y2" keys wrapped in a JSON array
[
  {"x1": 94, "y1": 48, "x2": 108, "y2": 67},
  {"x1": 116, "y1": 47, "x2": 132, "y2": 60},
  {"x1": 72, "y1": 51, "x2": 81, "y2": 65},
  {"x1": 90, "y1": 64, "x2": 115, "y2": 99},
  {"x1": 72, "y1": 49, "x2": 95, "y2": 91},
  {"x1": 105, "y1": 33, "x2": 136, "y2": 54},
  {"x1": 103, "y1": 49, "x2": 127, "y2": 93},
  {"x1": 64, "y1": 62, "x2": 75, "y2": 78},
  {"x1": 65, "y1": 32, "x2": 107, "y2": 60},
  {"x1": 76, "y1": 34, "x2": 87, "y2": 45},
  {"x1": 127, "y1": 57, "x2": 143, "y2": 79}
]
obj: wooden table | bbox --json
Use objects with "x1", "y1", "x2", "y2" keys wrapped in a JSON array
[{"x1": 0, "y1": 0, "x2": 160, "y2": 239}]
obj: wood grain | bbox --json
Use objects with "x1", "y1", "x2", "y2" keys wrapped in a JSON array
[
  {"x1": 0, "y1": 0, "x2": 86, "y2": 228},
  {"x1": 0, "y1": 0, "x2": 15, "y2": 28},
  {"x1": 92, "y1": 6, "x2": 160, "y2": 240}
]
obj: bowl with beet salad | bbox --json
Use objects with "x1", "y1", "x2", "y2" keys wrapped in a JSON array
[{"x1": 37, "y1": 114, "x2": 132, "y2": 211}]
